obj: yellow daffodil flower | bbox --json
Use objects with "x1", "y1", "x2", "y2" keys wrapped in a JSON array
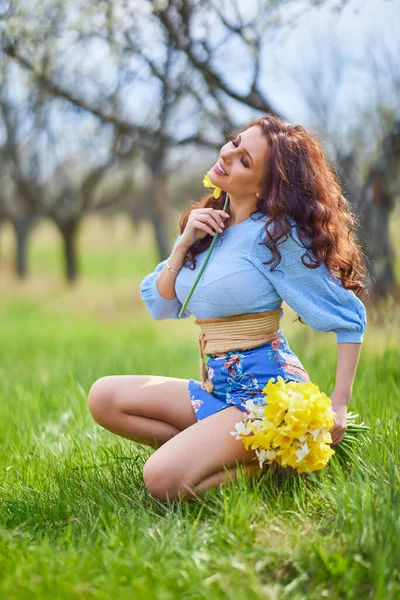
[{"x1": 203, "y1": 173, "x2": 222, "y2": 199}]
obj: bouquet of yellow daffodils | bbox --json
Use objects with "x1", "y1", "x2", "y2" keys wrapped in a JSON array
[{"x1": 230, "y1": 376, "x2": 369, "y2": 473}]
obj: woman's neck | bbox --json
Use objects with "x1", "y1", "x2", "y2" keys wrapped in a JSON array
[{"x1": 228, "y1": 199, "x2": 258, "y2": 225}]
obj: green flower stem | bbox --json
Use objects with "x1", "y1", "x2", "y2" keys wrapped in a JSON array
[{"x1": 178, "y1": 193, "x2": 230, "y2": 318}]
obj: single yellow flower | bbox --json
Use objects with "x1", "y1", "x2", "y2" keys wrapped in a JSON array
[
  {"x1": 279, "y1": 421, "x2": 309, "y2": 439},
  {"x1": 271, "y1": 432, "x2": 293, "y2": 450},
  {"x1": 203, "y1": 173, "x2": 222, "y2": 199}
]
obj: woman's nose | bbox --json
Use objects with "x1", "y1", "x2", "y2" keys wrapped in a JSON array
[{"x1": 220, "y1": 147, "x2": 235, "y2": 162}]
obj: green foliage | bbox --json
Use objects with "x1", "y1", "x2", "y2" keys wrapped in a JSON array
[
  {"x1": 0, "y1": 215, "x2": 398, "y2": 598},
  {"x1": 0, "y1": 296, "x2": 399, "y2": 599}
]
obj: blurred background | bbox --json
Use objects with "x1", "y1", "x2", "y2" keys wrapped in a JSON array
[{"x1": 0, "y1": 0, "x2": 399, "y2": 348}]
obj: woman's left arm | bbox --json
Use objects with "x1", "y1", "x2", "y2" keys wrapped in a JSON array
[
  {"x1": 330, "y1": 342, "x2": 362, "y2": 445},
  {"x1": 255, "y1": 225, "x2": 367, "y2": 446}
]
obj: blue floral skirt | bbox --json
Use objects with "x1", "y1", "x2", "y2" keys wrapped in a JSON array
[{"x1": 188, "y1": 329, "x2": 311, "y2": 421}]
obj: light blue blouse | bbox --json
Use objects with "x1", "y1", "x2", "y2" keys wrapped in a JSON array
[{"x1": 140, "y1": 211, "x2": 367, "y2": 343}]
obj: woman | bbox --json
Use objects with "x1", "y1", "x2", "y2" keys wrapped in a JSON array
[{"x1": 88, "y1": 115, "x2": 367, "y2": 502}]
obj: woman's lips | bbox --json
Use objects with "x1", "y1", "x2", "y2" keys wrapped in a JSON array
[{"x1": 214, "y1": 161, "x2": 227, "y2": 176}]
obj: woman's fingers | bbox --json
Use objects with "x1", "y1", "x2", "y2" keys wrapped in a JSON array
[
  {"x1": 190, "y1": 219, "x2": 217, "y2": 237},
  {"x1": 195, "y1": 208, "x2": 229, "y2": 218},
  {"x1": 330, "y1": 423, "x2": 346, "y2": 445},
  {"x1": 190, "y1": 212, "x2": 224, "y2": 233},
  {"x1": 181, "y1": 208, "x2": 230, "y2": 245},
  {"x1": 193, "y1": 208, "x2": 228, "y2": 230}
]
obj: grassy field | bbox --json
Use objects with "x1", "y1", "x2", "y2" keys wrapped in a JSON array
[{"x1": 0, "y1": 215, "x2": 399, "y2": 599}]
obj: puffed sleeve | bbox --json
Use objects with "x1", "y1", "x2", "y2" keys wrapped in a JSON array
[
  {"x1": 140, "y1": 234, "x2": 192, "y2": 320},
  {"x1": 256, "y1": 224, "x2": 367, "y2": 343}
]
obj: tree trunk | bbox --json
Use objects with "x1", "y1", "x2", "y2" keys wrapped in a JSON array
[
  {"x1": 357, "y1": 173, "x2": 397, "y2": 298},
  {"x1": 59, "y1": 220, "x2": 80, "y2": 283},
  {"x1": 337, "y1": 119, "x2": 400, "y2": 299},
  {"x1": 12, "y1": 217, "x2": 34, "y2": 278}
]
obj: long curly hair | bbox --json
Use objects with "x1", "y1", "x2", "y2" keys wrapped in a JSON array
[{"x1": 179, "y1": 114, "x2": 368, "y2": 324}]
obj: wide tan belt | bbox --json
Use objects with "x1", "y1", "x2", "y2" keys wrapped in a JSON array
[{"x1": 194, "y1": 308, "x2": 282, "y2": 394}]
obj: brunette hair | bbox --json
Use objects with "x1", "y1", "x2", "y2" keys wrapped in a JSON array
[{"x1": 179, "y1": 114, "x2": 368, "y2": 324}]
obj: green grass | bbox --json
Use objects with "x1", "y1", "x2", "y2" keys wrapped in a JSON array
[{"x1": 0, "y1": 216, "x2": 399, "y2": 599}]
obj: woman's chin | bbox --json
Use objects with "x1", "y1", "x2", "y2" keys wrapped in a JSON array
[{"x1": 207, "y1": 170, "x2": 226, "y2": 189}]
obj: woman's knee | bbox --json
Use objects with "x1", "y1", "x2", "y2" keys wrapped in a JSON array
[
  {"x1": 88, "y1": 376, "x2": 117, "y2": 425},
  {"x1": 143, "y1": 456, "x2": 187, "y2": 502}
]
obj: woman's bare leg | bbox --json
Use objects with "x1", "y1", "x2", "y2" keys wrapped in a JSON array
[
  {"x1": 88, "y1": 375, "x2": 197, "y2": 448},
  {"x1": 193, "y1": 463, "x2": 269, "y2": 495},
  {"x1": 143, "y1": 405, "x2": 269, "y2": 502},
  {"x1": 88, "y1": 376, "x2": 269, "y2": 498}
]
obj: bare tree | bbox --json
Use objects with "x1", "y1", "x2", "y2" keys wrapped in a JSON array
[
  {"x1": 1, "y1": 0, "x2": 300, "y2": 259},
  {"x1": 286, "y1": 28, "x2": 400, "y2": 297},
  {"x1": 352, "y1": 121, "x2": 400, "y2": 297},
  {"x1": 339, "y1": 28, "x2": 400, "y2": 298},
  {"x1": 2, "y1": 0, "x2": 353, "y2": 267},
  {"x1": 0, "y1": 73, "x2": 43, "y2": 277},
  {"x1": 45, "y1": 133, "x2": 140, "y2": 282}
]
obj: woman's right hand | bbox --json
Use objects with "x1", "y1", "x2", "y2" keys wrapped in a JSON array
[{"x1": 178, "y1": 208, "x2": 230, "y2": 249}]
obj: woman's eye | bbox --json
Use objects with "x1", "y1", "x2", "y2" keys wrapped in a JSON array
[{"x1": 230, "y1": 138, "x2": 248, "y2": 167}]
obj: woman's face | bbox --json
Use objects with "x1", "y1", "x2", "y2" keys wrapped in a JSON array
[{"x1": 207, "y1": 125, "x2": 269, "y2": 199}]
